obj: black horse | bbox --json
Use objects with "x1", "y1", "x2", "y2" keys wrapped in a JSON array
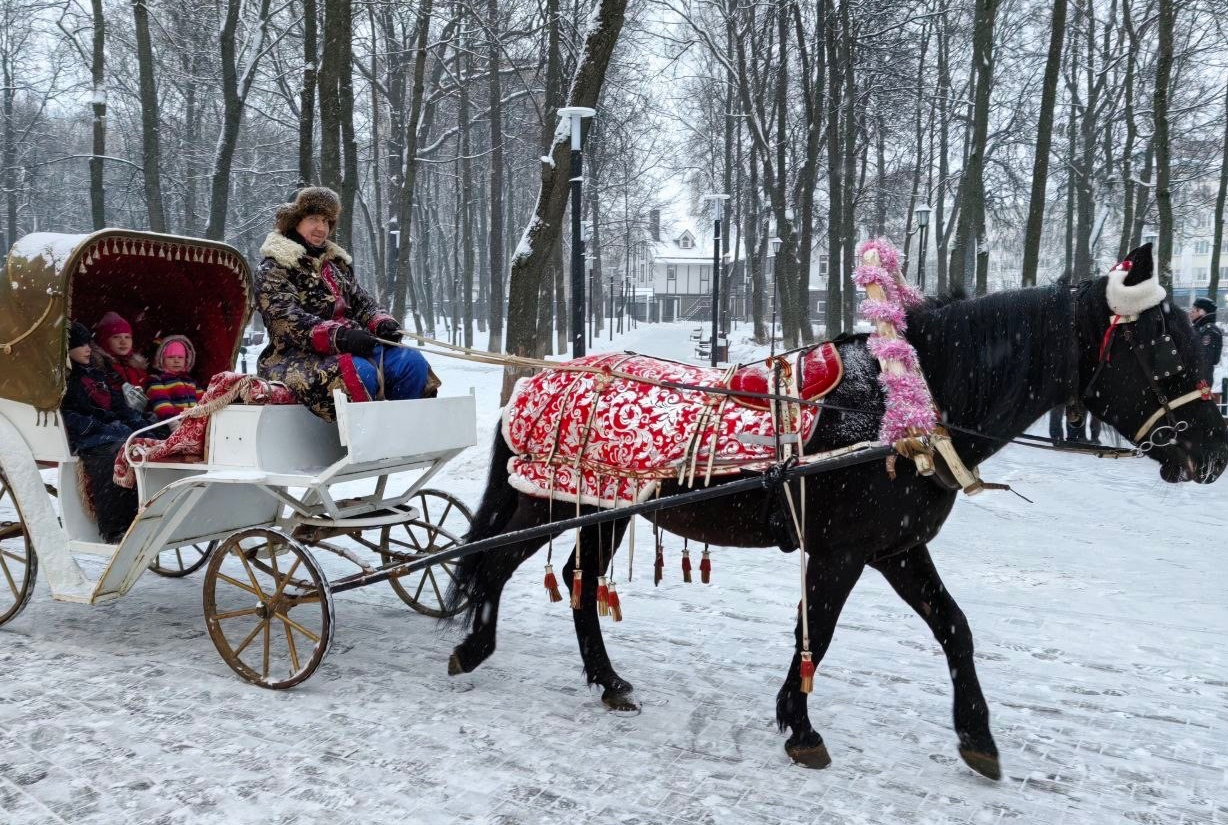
[{"x1": 444, "y1": 249, "x2": 1227, "y2": 778}]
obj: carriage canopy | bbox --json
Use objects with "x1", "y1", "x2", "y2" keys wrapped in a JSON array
[{"x1": 0, "y1": 229, "x2": 252, "y2": 411}]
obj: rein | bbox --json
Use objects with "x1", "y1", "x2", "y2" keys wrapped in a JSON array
[{"x1": 379, "y1": 331, "x2": 1138, "y2": 460}]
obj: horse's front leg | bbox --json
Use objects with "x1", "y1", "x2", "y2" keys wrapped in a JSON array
[
  {"x1": 560, "y1": 518, "x2": 636, "y2": 710},
  {"x1": 870, "y1": 544, "x2": 1000, "y2": 780},
  {"x1": 776, "y1": 549, "x2": 865, "y2": 768},
  {"x1": 448, "y1": 503, "x2": 551, "y2": 676}
]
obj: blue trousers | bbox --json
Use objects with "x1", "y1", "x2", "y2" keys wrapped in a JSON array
[{"x1": 353, "y1": 345, "x2": 430, "y2": 400}]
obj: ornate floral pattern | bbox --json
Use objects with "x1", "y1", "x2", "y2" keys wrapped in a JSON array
[{"x1": 503, "y1": 346, "x2": 842, "y2": 508}]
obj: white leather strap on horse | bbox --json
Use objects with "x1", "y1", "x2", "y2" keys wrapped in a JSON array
[{"x1": 1133, "y1": 386, "x2": 1212, "y2": 443}]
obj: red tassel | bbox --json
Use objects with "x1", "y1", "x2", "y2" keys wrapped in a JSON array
[
  {"x1": 699, "y1": 549, "x2": 711, "y2": 584},
  {"x1": 596, "y1": 576, "x2": 610, "y2": 616},
  {"x1": 570, "y1": 570, "x2": 583, "y2": 610},
  {"x1": 607, "y1": 582, "x2": 622, "y2": 622},
  {"x1": 681, "y1": 549, "x2": 692, "y2": 583},
  {"x1": 653, "y1": 545, "x2": 664, "y2": 586},
  {"x1": 799, "y1": 651, "x2": 815, "y2": 694},
  {"x1": 543, "y1": 564, "x2": 562, "y2": 603}
]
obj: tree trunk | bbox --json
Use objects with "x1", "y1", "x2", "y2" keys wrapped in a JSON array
[
  {"x1": 1115, "y1": 0, "x2": 1137, "y2": 262},
  {"x1": 132, "y1": 0, "x2": 166, "y2": 232},
  {"x1": 1019, "y1": 0, "x2": 1067, "y2": 286},
  {"x1": 2, "y1": 51, "x2": 16, "y2": 250},
  {"x1": 1130, "y1": 139, "x2": 1154, "y2": 249},
  {"x1": 935, "y1": 0, "x2": 949, "y2": 293},
  {"x1": 948, "y1": 0, "x2": 999, "y2": 295},
  {"x1": 1154, "y1": 0, "x2": 1175, "y2": 290},
  {"x1": 89, "y1": 0, "x2": 106, "y2": 229},
  {"x1": 501, "y1": 0, "x2": 628, "y2": 402},
  {"x1": 318, "y1": 0, "x2": 342, "y2": 189},
  {"x1": 457, "y1": 15, "x2": 474, "y2": 349},
  {"x1": 1207, "y1": 80, "x2": 1228, "y2": 300},
  {"x1": 823, "y1": 0, "x2": 842, "y2": 333},
  {"x1": 486, "y1": 0, "x2": 504, "y2": 351},
  {"x1": 337, "y1": 0, "x2": 358, "y2": 249},
  {"x1": 299, "y1": 0, "x2": 318, "y2": 185},
  {"x1": 205, "y1": 0, "x2": 273, "y2": 240},
  {"x1": 839, "y1": 0, "x2": 857, "y2": 329},
  {"x1": 391, "y1": 0, "x2": 435, "y2": 327}
]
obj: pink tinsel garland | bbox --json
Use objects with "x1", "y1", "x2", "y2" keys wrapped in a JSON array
[{"x1": 855, "y1": 237, "x2": 937, "y2": 444}]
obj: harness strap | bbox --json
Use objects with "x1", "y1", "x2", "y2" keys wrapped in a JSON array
[{"x1": 1133, "y1": 386, "x2": 1211, "y2": 443}]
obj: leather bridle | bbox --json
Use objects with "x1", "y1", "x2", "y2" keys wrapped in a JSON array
[{"x1": 1077, "y1": 299, "x2": 1213, "y2": 455}]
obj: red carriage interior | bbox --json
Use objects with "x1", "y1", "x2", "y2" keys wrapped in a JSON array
[{"x1": 67, "y1": 236, "x2": 250, "y2": 385}]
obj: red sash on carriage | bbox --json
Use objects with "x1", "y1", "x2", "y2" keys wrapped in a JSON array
[{"x1": 503, "y1": 345, "x2": 842, "y2": 508}]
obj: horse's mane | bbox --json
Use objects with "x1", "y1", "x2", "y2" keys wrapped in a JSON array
[{"x1": 906, "y1": 282, "x2": 1076, "y2": 436}]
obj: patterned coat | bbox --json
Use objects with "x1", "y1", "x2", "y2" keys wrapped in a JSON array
[{"x1": 254, "y1": 231, "x2": 397, "y2": 420}]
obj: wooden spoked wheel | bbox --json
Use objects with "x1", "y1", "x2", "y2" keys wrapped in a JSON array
[
  {"x1": 0, "y1": 473, "x2": 38, "y2": 628},
  {"x1": 376, "y1": 489, "x2": 472, "y2": 618},
  {"x1": 149, "y1": 540, "x2": 217, "y2": 577},
  {"x1": 203, "y1": 528, "x2": 334, "y2": 689}
]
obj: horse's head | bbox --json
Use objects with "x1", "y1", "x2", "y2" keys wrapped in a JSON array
[{"x1": 1076, "y1": 243, "x2": 1228, "y2": 483}]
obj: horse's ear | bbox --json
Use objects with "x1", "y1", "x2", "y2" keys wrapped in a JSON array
[
  {"x1": 1106, "y1": 242, "x2": 1164, "y2": 315},
  {"x1": 1120, "y1": 242, "x2": 1154, "y2": 287}
]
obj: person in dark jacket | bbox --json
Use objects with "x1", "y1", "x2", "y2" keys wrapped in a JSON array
[
  {"x1": 61, "y1": 321, "x2": 153, "y2": 542},
  {"x1": 1189, "y1": 297, "x2": 1223, "y2": 390},
  {"x1": 254, "y1": 186, "x2": 439, "y2": 421}
]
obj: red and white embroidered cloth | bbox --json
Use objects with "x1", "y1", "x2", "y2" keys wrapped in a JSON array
[
  {"x1": 114, "y1": 372, "x2": 297, "y2": 488},
  {"x1": 503, "y1": 346, "x2": 842, "y2": 507}
]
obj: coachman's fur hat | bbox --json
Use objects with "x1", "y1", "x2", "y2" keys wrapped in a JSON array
[{"x1": 274, "y1": 186, "x2": 342, "y2": 235}]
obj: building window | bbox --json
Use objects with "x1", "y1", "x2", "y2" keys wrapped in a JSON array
[
  {"x1": 1195, "y1": 241, "x2": 1211, "y2": 256},
  {"x1": 678, "y1": 232, "x2": 694, "y2": 250},
  {"x1": 699, "y1": 266, "x2": 709, "y2": 292},
  {"x1": 817, "y1": 255, "x2": 829, "y2": 278},
  {"x1": 666, "y1": 264, "x2": 677, "y2": 293}
]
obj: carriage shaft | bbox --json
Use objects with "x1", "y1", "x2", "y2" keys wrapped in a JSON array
[{"x1": 327, "y1": 444, "x2": 896, "y2": 595}]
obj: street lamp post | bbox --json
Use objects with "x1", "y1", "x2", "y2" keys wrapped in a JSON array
[
  {"x1": 559, "y1": 106, "x2": 597, "y2": 357},
  {"x1": 703, "y1": 193, "x2": 730, "y2": 366},
  {"x1": 914, "y1": 204, "x2": 932, "y2": 293}
]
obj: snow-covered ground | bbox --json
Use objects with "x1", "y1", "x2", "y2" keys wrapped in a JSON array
[{"x1": 2, "y1": 321, "x2": 1226, "y2": 825}]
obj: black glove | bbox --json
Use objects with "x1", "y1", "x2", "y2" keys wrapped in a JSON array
[
  {"x1": 374, "y1": 318, "x2": 403, "y2": 343},
  {"x1": 335, "y1": 326, "x2": 377, "y2": 357}
]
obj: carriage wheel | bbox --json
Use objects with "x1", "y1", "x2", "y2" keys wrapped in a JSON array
[
  {"x1": 0, "y1": 474, "x2": 38, "y2": 628},
  {"x1": 203, "y1": 528, "x2": 334, "y2": 689},
  {"x1": 377, "y1": 489, "x2": 472, "y2": 618},
  {"x1": 149, "y1": 540, "x2": 217, "y2": 578}
]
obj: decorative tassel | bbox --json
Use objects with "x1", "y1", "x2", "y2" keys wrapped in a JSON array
[
  {"x1": 543, "y1": 564, "x2": 562, "y2": 603},
  {"x1": 607, "y1": 582, "x2": 622, "y2": 622},
  {"x1": 653, "y1": 544, "x2": 664, "y2": 586},
  {"x1": 681, "y1": 545, "x2": 692, "y2": 583},
  {"x1": 799, "y1": 651, "x2": 815, "y2": 694},
  {"x1": 570, "y1": 570, "x2": 583, "y2": 610},
  {"x1": 596, "y1": 576, "x2": 610, "y2": 616},
  {"x1": 700, "y1": 548, "x2": 712, "y2": 584}
]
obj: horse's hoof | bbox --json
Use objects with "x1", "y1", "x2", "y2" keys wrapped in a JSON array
[
  {"x1": 959, "y1": 748, "x2": 1002, "y2": 781},
  {"x1": 786, "y1": 742, "x2": 832, "y2": 769},
  {"x1": 447, "y1": 651, "x2": 468, "y2": 676},
  {"x1": 601, "y1": 688, "x2": 639, "y2": 712}
]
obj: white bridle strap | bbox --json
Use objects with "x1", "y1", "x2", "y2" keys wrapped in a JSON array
[{"x1": 1133, "y1": 387, "x2": 1212, "y2": 443}]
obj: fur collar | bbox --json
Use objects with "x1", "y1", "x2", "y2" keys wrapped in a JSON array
[{"x1": 259, "y1": 231, "x2": 353, "y2": 269}]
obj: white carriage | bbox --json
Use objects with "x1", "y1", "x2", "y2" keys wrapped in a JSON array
[{"x1": 0, "y1": 230, "x2": 476, "y2": 688}]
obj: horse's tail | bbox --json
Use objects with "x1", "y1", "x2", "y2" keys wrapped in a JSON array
[{"x1": 443, "y1": 425, "x2": 519, "y2": 628}]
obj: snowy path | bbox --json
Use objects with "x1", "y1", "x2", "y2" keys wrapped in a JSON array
[{"x1": 2, "y1": 323, "x2": 1226, "y2": 824}]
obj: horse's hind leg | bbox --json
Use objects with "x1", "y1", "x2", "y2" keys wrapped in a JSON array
[
  {"x1": 561, "y1": 518, "x2": 636, "y2": 710},
  {"x1": 870, "y1": 544, "x2": 1000, "y2": 780},
  {"x1": 776, "y1": 550, "x2": 865, "y2": 769},
  {"x1": 448, "y1": 501, "x2": 552, "y2": 675}
]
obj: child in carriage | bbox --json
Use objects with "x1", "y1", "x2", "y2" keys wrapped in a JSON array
[
  {"x1": 145, "y1": 335, "x2": 204, "y2": 425},
  {"x1": 61, "y1": 321, "x2": 156, "y2": 542},
  {"x1": 92, "y1": 311, "x2": 149, "y2": 412}
]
